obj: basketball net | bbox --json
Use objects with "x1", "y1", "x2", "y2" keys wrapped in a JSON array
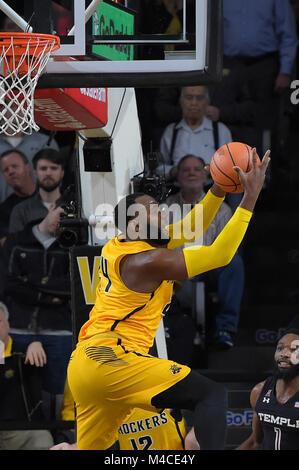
[{"x1": 0, "y1": 33, "x2": 60, "y2": 136}]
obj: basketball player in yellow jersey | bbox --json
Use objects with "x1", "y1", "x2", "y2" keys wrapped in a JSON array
[{"x1": 68, "y1": 149, "x2": 270, "y2": 450}]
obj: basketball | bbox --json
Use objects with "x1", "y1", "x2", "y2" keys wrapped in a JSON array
[{"x1": 210, "y1": 142, "x2": 260, "y2": 193}]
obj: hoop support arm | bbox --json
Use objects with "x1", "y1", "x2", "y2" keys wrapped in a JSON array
[{"x1": 68, "y1": 0, "x2": 103, "y2": 36}]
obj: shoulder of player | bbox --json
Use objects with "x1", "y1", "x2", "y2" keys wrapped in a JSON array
[
  {"x1": 122, "y1": 247, "x2": 184, "y2": 276},
  {"x1": 250, "y1": 380, "x2": 266, "y2": 408},
  {"x1": 119, "y1": 246, "x2": 187, "y2": 286},
  {"x1": 123, "y1": 247, "x2": 175, "y2": 267}
]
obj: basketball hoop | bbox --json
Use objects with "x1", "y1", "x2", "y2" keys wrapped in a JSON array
[{"x1": 0, "y1": 32, "x2": 60, "y2": 136}]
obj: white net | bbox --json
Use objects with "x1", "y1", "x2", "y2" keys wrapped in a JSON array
[{"x1": 0, "y1": 34, "x2": 59, "y2": 136}]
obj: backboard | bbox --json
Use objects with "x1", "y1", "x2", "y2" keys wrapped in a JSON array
[{"x1": 0, "y1": 0, "x2": 223, "y2": 88}]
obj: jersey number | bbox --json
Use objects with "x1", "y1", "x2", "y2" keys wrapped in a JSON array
[
  {"x1": 100, "y1": 256, "x2": 112, "y2": 293},
  {"x1": 274, "y1": 427, "x2": 281, "y2": 450},
  {"x1": 129, "y1": 435, "x2": 154, "y2": 450}
]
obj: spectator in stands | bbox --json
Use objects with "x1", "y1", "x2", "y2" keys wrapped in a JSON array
[
  {"x1": 157, "y1": 86, "x2": 232, "y2": 181},
  {"x1": 8, "y1": 148, "x2": 64, "y2": 233},
  {"x1": 1, "y1": 149, "x2": 72, "y2": 398},
  {"x1": 223, "y1": 0, "x2": 297, "y2": 96},
  {"x1": 0, "y1": 150, "x2": 36, "y2": 245},
  {"x1": 236, "y1": 328, "x2": 299, "y2": 450},
  {"x1": 153, "y1": 74, "x2": 256, "y2": 152},
  {"x1": 0, "y1": 150, "x2": 37, "y2": 301},
  {"x1": 0, "y1": 302, "x2": 54, "y2": 450},
  {"x1": 165, "y1": 155, "x2": 245, "y2": 349},
  {"x1": 0, "y1": 130, "x2": 59, "y2": 204},
  {"x1": 222, "y1": 0, "x2": 298, "y2": 166}
]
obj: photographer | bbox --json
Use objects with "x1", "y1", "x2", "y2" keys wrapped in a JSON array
[{"x1": 1, "y1": 148, "x2": 72, "y2": 404}]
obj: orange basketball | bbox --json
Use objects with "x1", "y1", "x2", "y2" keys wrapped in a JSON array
[{"x1": 210, "y1": 142, "x2": 260, "y2": 193}]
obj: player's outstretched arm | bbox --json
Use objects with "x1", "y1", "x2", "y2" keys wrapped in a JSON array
[
  {"x1": 167, "y1": 184, "x2": 226, "y2": 250},
  {"x1": 121, "y1": 150, "x2": 270, "y2": 290},
  {"x1": 180, "y1": 148, "x2": 271, "y2": 279}
]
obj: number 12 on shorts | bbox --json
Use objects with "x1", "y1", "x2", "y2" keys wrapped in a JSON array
[{"x1": 129, "y1": 435, "x2": 154, "y2": 450}]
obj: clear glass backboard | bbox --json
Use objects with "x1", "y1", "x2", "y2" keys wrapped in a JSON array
[{"x1": 0, "y1": 0, "x2": 223, "y2": 88}]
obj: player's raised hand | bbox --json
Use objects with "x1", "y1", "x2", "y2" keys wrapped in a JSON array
[
  {"x1": 237, "y1": 148, "x2": 271, "y2": 191},
  {"x1": 234, "y1": 148, "x2": 270, "y2": 194},
  {"x1": 234, "y1": 148, "x2": 271, "y2": 212}
]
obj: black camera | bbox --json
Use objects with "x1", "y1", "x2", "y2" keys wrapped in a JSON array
[
  {"x1": 55, "y1": 186, "x2": 89, "y2": 248},
  {"x1": 132, "y1": 152, "x2": 170, "y2": 202}
]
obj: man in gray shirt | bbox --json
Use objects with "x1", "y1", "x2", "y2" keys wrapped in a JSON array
[{"x1": 157, "y1": 86, "x2": 232, "y2": 180}]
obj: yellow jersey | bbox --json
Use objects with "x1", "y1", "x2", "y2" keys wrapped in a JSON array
[
  {"x1": 78, "y1": 237, "x2": 173, "y2": 354},
  {"x1": 118, "y1": 408, "x2": 186, "y2": 451}
]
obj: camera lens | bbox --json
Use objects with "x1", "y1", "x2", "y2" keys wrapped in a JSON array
[
  {"x1": 58, "y1": 229, "x2": 78, "y2": 248},
  {"x1": 143, "y1": 182, "x2": 157, "y2": 197}
]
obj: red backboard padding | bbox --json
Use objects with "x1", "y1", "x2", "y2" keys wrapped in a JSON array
[{"x1": 34, "y1": 87, "x2": 108, "y2": 131}]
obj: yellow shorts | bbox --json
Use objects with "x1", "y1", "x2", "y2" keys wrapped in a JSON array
[{"x1": 67, "y1": 333, "x2": 190, "y2": 450}]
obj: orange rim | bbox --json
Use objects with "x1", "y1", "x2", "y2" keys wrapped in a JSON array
[{"x1": 0, "y1": 32, "x2": 60, "y2": 56}]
